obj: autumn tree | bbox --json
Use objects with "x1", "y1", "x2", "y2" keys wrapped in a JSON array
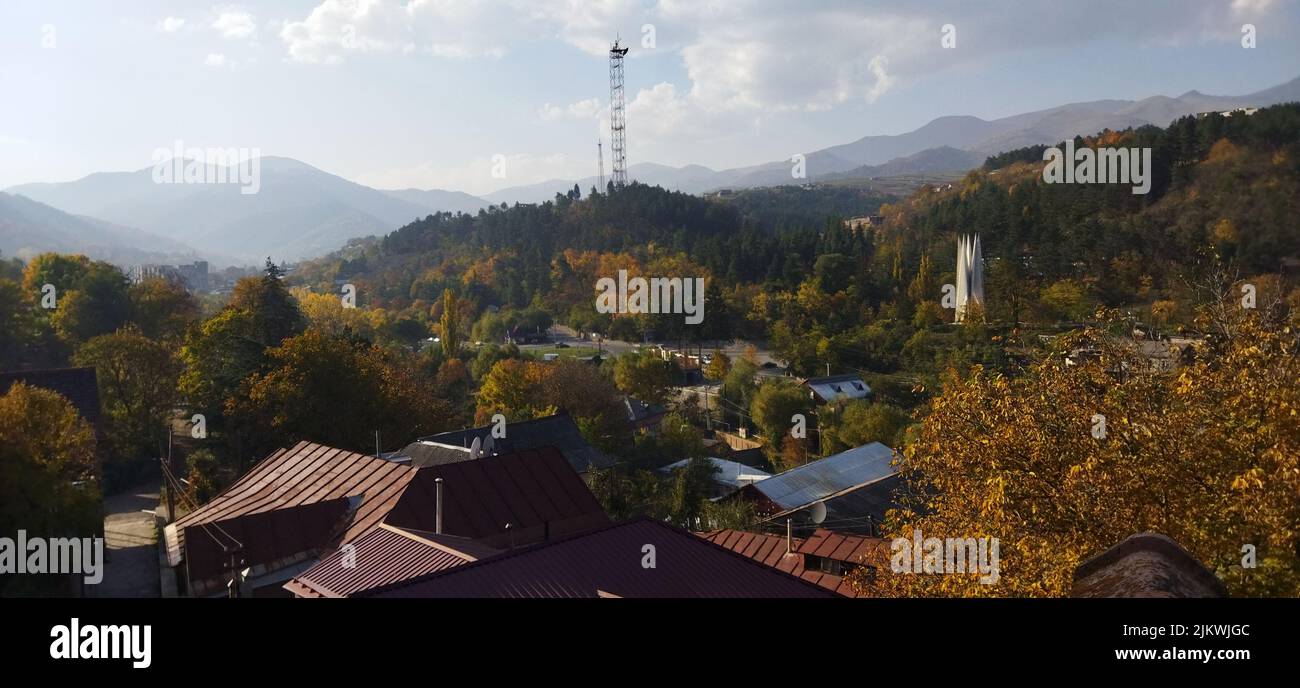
[
  {"x1": 228, "y1": 330, "x2": 454, "y2": 459},
  {"x1": 825, "y1": 400, "x2": 912, "y2": 453},
  {"x1": 613, "y1": 350, "x2": 675, "y2": 405},
  {"x1": 0, "y1": 383, "x2": 101, "y2": 574},
  {"x1": 178, "y1": 308, "x2": 266, "y2": 421},
  {"x1": 750, "y1": 378, "x2": 813, "y2": 461},
  {"x1": 129, "y1": 277, "x2": 199, "y2": 341},
  {"x1": 704, "y1": 348, "x2": 731, "y2": 380},
  {"x1": 439, "y1": 288, "x2": 462, "y2": 357},
  {"x1": 44, "y1": 260, "x2": 131, "y2": 344},
  {"x1": 857, "y1": 307, "x2": 1300, "y2": 597},
  {"x1": 74, "y1": 327, "x2": 180, "y2": 460},
  {"x1": 665, "y1": 456, "x2": 720, "y2": 529}
]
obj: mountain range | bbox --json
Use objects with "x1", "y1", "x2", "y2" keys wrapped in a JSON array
[
  {"x1": 488, "y1": 75, "x2": 1300, "y2": 200},
  {"x1": 5, "y1": 75, "x2": 1298, "y2": 267}
]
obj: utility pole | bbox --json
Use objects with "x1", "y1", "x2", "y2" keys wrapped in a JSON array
[{"x1": 164, "y1": 430, "x2": 175, "y2": 523}]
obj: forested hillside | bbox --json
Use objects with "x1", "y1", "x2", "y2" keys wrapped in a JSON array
[{"x1": 296, "y1": 103, "x2": 1300, "y2": 383}]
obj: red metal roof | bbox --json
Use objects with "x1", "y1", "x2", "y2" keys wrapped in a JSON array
[
  {"x1": 383, "y1": 446, "x2": 610, "y2": 550},
  {"x1": 285, "y1": 523, "x2": 500, "y2": 598},
  {"x1": 797, "y1": 528, "x2": 891, "y2": 564},
  {"x1": 700, "y1": 529, "x2": 804, "y2": 575},
  {"x1": 165, "y1": 441, "x2": 417, "y2": 587},
  {"x1": 361, "y1": 518, "x2": 837, "y2": 598},
  {"x1": 700, "y1": 528, "x2": 888, "y2": 597}
]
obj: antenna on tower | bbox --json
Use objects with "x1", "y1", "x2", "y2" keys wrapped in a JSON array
[
  {"x1": 597, "y1": 139, "x2": 605, "y2": 193},
  {"x1": 608, "y1": 37, "x2": 629, "y2": 189}
]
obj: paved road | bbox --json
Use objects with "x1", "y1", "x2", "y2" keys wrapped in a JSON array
[
  {"x1": 542, "y1": 325, "x2": 785, "y2": 367},
  {"x1": 89, "y1": 482, "x2": 161, "y2": 598}
]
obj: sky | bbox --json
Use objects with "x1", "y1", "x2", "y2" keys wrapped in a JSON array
[{"x1": 1, "y1": 0, "x2": 1298, "y2": 195}]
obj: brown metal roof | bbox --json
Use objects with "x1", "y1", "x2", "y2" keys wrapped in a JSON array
[
  {"x1": 797, "y1": 528, "x2": 891, "y2": 565},
  {"x1": 362, "y1": 518, "x2": 837, "y2": 598},
  {"x1": 700, "y1": 528, "x2": 887, "y2": 597},
  {"x1": 700, "y1": 529, "x2": 804, "y2": 575},
  {"x1": 285, "y1": 523, "x2": 500, "y2": 598},
  {"x1": 165, "y1": 441, "x2": 417, "y2": 586},
  {"x1": 383, "y1": 445, "x2": 610, "y2": 550}
]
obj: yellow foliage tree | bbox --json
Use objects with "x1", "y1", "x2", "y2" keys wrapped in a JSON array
[{"x1": 855, "y1": 307, "x2": 1300, "y2": 597}]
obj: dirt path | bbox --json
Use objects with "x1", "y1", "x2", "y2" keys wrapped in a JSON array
[{"x1": 88, "y1": 482, "x2": 161, "y2": 598}]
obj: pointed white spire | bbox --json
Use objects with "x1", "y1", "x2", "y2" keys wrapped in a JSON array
[
  {"x1": 955, "y1": 234, "x2": 984, "y2": 323},
  {"x1": 955, "y1": 236, "x2": 968, "y2": 323}
]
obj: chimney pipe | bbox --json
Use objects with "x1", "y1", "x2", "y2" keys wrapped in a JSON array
[
  {"x1": 786, "y1": 518, "x2": 793, "y2": 555},
  {"x1": 435, "y1": 477, "x2": 444, "y2": 535}
]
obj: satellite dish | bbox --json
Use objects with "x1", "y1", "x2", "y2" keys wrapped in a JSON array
[
  {"x1": 481, "y1": 433, "x2": 495, "y2": 456},
  {"x1": 469, "y1": 436, "x2": 482, "y2": 459},
  {"x1": 809, "y1": 500, "x2": 827, "y2": 525}
]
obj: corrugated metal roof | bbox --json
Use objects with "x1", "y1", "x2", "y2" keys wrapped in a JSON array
[
  {"x1": 395, "y1": 440, "x2": 472, "y2": 466},
  {"x1": 417, "y1": 413, "x2": 614, "y2": 473},
  {"x1": 700, "y1": 529, "x2": 873, "y2": 597},
  {"x1": 797, "y1": 528, "x2": 890, "y2": 566},
  {"x1": 164, "y1": 441, "x2": 417, "y2": 584},
  {"x1": 362, "y1": 518, "x2": 837, "y2": 598},
  {"x1": 752, "y1": 442, "x2": 896, "y2": 512},
  {"x1": 383, "y1": 445, "x2": 610, "y2": 550},
  {"x1": 285, "y1": 523, "x2": 500, "y2": 598},
  {"x1": 700, "y1": 529, "x2": 803, "y2": 574},
  {"x1": 658, "y1": 457, "x2": 771, "y2": 488},
  {"x1": 803, "y1": 375, "x2": 871, "y2": 403}
]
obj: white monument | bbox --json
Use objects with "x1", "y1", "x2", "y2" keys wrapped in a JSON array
[{"x1": 955, "y1": 234, "x2": 984, "y2": 323}]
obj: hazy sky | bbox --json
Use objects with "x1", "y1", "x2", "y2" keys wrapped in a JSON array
[{"x1": 2, "y1": 0, "x2": 1298, "y2": 194}]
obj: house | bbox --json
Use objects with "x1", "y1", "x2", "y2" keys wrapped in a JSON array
[
  {"x1": 283, "y1": 523, "x2": 501, "y2": 598},
  {"x1": 164, "y1": 441, "x2": 417, "y2": 596},
  {"x1": 283, "y1": 444, "x2": 608, "y2": 597},
  {"x1": 358, "y1": 518, "x2": 836, "y2": 598},
  {"x1": 382, "y1": 446, "x2": 611, "y2": 550},
  {"x1": 733, "y1": 442, "x2": 899, "y2": 536},
  {"x1": 408, "y1": 412, "x2": 615, "y2": 474},
  {"x1": 702, "y1": 527, "x2": 890, "y2": 597},
  {"x1": 623, "y1": 396, "x2": 666, "y2": 433},
  {"x1": 1071, "y1": 532, "x2": 1228, "y2": 598},
  {"x1": 657, "y1": 457, "x2": 771, "y2": 499},
  {"x1": 0, "y1": 367, "x2": 102, "y2": 434},
  {"x1": 844, "y1": 215, "x2": 884, "y2": 231},
  {"x1": 803, "y1": 374, "x2": 871, "y2": 404}
]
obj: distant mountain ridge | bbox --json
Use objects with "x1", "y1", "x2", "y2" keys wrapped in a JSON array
[
  {"x1": 482, "y1": 74, "x2": 1300, "y2": 198},
  {"x1": 7, "y1": 157, "x2": 490, "y2": 264},
  {"x1": 0, "y1": 191, "x2": 218, "y2": 267},
  {"x1": 7, "y1": 74, "x2": 1297, "y2": 264}
]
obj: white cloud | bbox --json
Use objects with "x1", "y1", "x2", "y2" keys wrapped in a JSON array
[
  {"x1": 280, "y1": 0, "x2": 525, "y2": 65},
  {"x1": 204, "y1": 53, "x2": 254, "y2": 70},
  {"x1": 213, "y1": 7, "x2": 256, "y2": 39},
  {"x1": 156, "y1": 17, "x2": 186, "y2": 33},
  {"x1": 539, "y1": 98, "x2": 602, "y2": 121},
  {"x1": 281, "y1": 0, "x2": 1289, "y2": 113}
]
